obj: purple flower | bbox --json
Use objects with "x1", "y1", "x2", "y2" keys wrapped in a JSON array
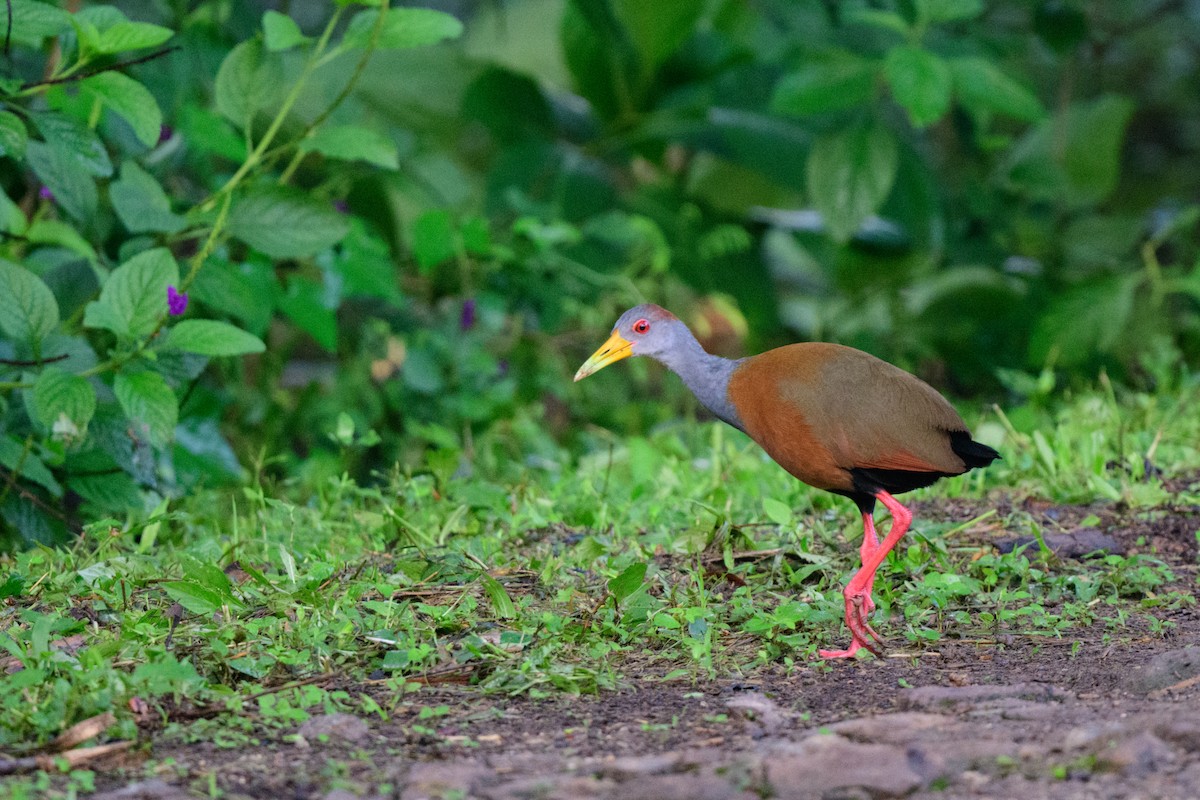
[
  {"x1": 333, "y1": 199, "x2": 349, "y2": 214},
  {"x1": 158, "y1": 125, "x2": 173, "y2": 145},
  {"x1": 167, "y1": 285, "x2": 188, "y2": 316},
  {"x1": 38, "y1": 186, "x2": 53, "y2": 201},
  {"x1": 460, "y1": 298, "x2": 476, "y2": 331}
]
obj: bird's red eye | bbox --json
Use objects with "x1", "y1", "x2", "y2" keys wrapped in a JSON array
[{"x1": 633, "y1": 319, "x2": 650, "y2": 334}]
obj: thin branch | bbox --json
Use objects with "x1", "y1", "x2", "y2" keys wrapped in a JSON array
[
  {"x1": 4, "y1": 0, "x2": 12, "y2": 58},
  {"x1": 0, "y1": 353, "x2": 69, "y2": 367},
  {"x1": 278, "y1": 4, "x2": 388, "y2": 184},
  {"x1": 20, "y1": 45, "x2": 180, "y2": 91}
]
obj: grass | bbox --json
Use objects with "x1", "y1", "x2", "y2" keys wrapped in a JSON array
[{"x1": 1, "y1": 374, "x2": 1199, "y2": 795}]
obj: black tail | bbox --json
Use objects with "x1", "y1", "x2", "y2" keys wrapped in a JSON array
[{"x1": 950, "y1": 430, "x2": 1000, "y2": 468}]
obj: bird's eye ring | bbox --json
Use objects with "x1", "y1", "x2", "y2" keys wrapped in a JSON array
[{"x1": 633, "y1": 319, "x2": 650, "y2": 334}]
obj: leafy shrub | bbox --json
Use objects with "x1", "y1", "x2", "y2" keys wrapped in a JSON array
[{"x1": 2, "y1": 1, "x2": 1200, "y2": 546}]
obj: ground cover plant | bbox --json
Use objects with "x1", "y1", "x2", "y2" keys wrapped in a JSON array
[
  {"x1": 2, "y1": 381, "x2": 1199, "y2": 796},
  {"x1": 0, "y1": 1, "x2": 1199, "y2": 797}
]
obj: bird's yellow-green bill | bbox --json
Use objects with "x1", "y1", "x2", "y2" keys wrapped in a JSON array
[{"x1": 574, "y1": 331, "x2": 633, "y2": 382}]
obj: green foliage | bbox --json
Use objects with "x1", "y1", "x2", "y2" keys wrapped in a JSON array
[
  {"x1": 0, "y1": 383, "x2": 1193, "y2": 752},
  {"x1": 0, "y1": 1, "x2": 466, "y2": 545},
  {"x1": 0, "y1": 0, "x2": 1196, "y2": 649}
]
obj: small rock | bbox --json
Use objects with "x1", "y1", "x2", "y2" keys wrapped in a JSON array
[
  {"x1": 826, "y1": 712, "x2": 952, "y2": 744},
  {"x1": 1174, "y1": 762, "x2": 1200, "y2": 792},
  {"x1": 477, "y1": 774, "x2": 567, "y2": 799},
  {"x1": 1095, "y1": 732, "x2": 1176, "y2": 776},
  {"x1": 899, "y1": 683, "x2": 1066, "y2": 711},
  {"x1": 999, "y1": 701, "x2": 1062, "y2": 721},
  {"x1": 91, "y1": 781, "x2": 191, "y2": 800},
  {"x1": 929, "y1": 737, "x2": 1020, "y2": 773},
  {"x1": 726, "y1": 691, "x2": 790, "y2": 737},
  {"x1": 958, "y1": 770, "x2": 990, "y2": 790},
  {"x1": 995, "y1": 528, "x2": 1123, "y2": 558},
  {"x1": 1063, "y1": 722, "x2": 1126, "y2": 751},
  {"x1": 298, "y1": 713, "x2": 370, "y2": 744},
  {"x1": 766, "y1": 734, "x2": 938, "y2": 798},
  {"x1": 1122, "y1": 646, "x2": 1200, "y2": 693},
  {"x1": 596, "y1": 753, "x2": 681, "y2": 779},
  {"x1": 1155, "y1": 718, "x2": 1200, "y2": 752},
  {"x1": 403, "y1": 762, "x2": 490, "y2": 800},
  {"x1": 612, "y1": 773, "x2": 755, "y2": 800}
]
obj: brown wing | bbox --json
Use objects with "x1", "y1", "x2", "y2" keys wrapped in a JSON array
[{"x1": 728, "y1": 343, "x2": 968, "y2": 493}]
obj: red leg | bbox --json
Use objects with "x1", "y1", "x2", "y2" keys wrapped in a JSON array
[
  {"x1": 858, "y1": 511, "x2": 879, "y2": 614},
  {"x1": 820, "y1": 492, "x2": 912, "y2": 659}
]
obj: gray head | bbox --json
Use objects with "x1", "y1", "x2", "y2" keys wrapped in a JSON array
[{"x1": 574, "y1": 304, "x2": 699, "y2": 381}]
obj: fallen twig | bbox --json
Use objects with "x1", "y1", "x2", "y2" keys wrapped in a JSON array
[{"x1": 0, "y1": 741, "x2": 131, "y2": 775}]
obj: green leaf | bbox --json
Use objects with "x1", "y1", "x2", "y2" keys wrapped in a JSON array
[
  {"x1": 0, "y1": 188, "x2": 27, "y2": 236},
  {"x1": 0, "y1": 0, "x2": 72, "y2": 47},
  {"x1": 70, "y1": 17, "x2": 102, "y2": 59},
  {"x1": 561, "y1": 1, "x2": 639, "y2": 120},
  {"x1": 0, "y1": 260, "x2": 60, "y2": 345},
  {"x1": 26, "y1": 140, "x2": 98, "y2": 223},
  {"x1": 918, "y1": 0, "x2": 983, "y2": 23},
  {"x1": 848, "y1": 8, "x2": 909, "y2": 36},
  {"x1": 82, "y1": 72, "x2": 163, "y2": 148},
  {"x1": 0, "y1": 435, "x2": 60, "y2": 495},
  {"x1": 131, "y1": 654, "x2": 203, "y2": 694},
  {"x1": 26, "y1": 220, "x2": 97, "y2": 264},
  {"x1": 163, "y1": 581, "x2": 237, "y2": 615},
  {"x1": 950, "y1": 58, "x2": 1043, "y2": 122},
  {"x1": 762, "y1": 498, "x2": 793, "y2": 528},
  {"x1": 114, "y1": 370, "x2": 178, "y2": 447},
  {"x1": 277, "y1": 277, "x2": 337, "y2": 352},
  {"x1": 1003, "y1": 95, "x2": 1133, "y2": 206},
  {"x1": 110, "y1": 161, "x2": 186, "y2": 233},
  {"x1": 608, "y1": 561, "x2": 647, "y2": 604},
  {"x1": 30, "y1": 112, "x2": 112, "y2": 177},
  {"x1": 613, "y1": 0, "x2": 702, "y2": 70},
  {"x1": 227, "y1": 186, "x2": 349, "y2": 259},
  {"x1": 333, "y1": 219, "x2": 401, "y2": 301},
  {"x1": 177, "y1": 104, "x2": 247, "y2": 162},
  {"x1": 32, "y1": 368, "x2": 96, "y2": 436},
  {"x1": 412, "y1": 210, "x2": 455, "y2": 273},
  {"x1": 1029, "y1": 275, "x2": 1140, "y2": 367},
  {"x1": 214, "y1": 39, "x2": 283, "y2": 127},
  {"x1": 299, "y1": 125, "x2": 399, "y2": 169},
  {"x1": 343, "y1": 7, "x2": 463, "y2": 50},
  {"x1": 773, "y1": 58, "x2": 878, "y2": 117},
  {"x1": 188, "y1": 257, "x2": 274, "y2": 334},
  {"x1": 0, "y1": 111, "x2": 28, "y2": 159},
  {"x1": 164, "y1": 320, "x2": 265, "y2": 356},
  {"x1": 83, "y1": 248, "x2": 180, "y2": 339},
  {"x1": 68, "y1": 472, "x2": 142, "y2": 511},
  {"x1": 95, "y1": 20, "x2": 173, "y2": 54},
  {"x1": 885, "y1": 45, "x2": 952, "y2": 127},
  {"x1": 479, "y1": 575, "x2": 516, "y2": 619},
  {"x1": 806, "y1": 120, "x2": 898, "y2": 243},
  {"x1": 263, "y1": 11, "x2": 310, "y2": 51}
]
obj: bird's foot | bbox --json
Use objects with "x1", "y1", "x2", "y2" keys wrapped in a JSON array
[
  {"x1": 818, "y1": 642, "x2": 868, "y2": 659},
  {"x1": 821, "y1": 595, "x2": 883, "y2": 659}
]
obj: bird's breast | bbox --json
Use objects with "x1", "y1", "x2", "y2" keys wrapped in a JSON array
[{"x1": 726, "y1": 351, "x2": 856, "y2": 493}]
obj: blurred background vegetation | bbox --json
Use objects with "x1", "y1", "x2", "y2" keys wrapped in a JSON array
[{"x1": 2, "y1": 0, "x2": 1200, "y2": 548}]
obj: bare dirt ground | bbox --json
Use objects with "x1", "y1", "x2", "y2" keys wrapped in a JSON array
[{"x1": 89, "y1": 494, "x2": 1200, "y2": 800}]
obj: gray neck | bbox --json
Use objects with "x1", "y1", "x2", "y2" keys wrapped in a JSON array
[{"x1": 656, "y1": 331, "x2": 746, "y2": 433}]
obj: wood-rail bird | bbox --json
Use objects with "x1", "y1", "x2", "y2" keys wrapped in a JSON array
[{"x1": 574, "y1": 303, "x2": 999, "y2": 658}]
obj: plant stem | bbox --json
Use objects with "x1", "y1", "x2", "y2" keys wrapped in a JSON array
[
  {"x1": 202, "y1": 7, "x2": 347, "y2": 211},
  {"x1": 278, "y1": 4, "x2": 390, "y2": 185}
]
